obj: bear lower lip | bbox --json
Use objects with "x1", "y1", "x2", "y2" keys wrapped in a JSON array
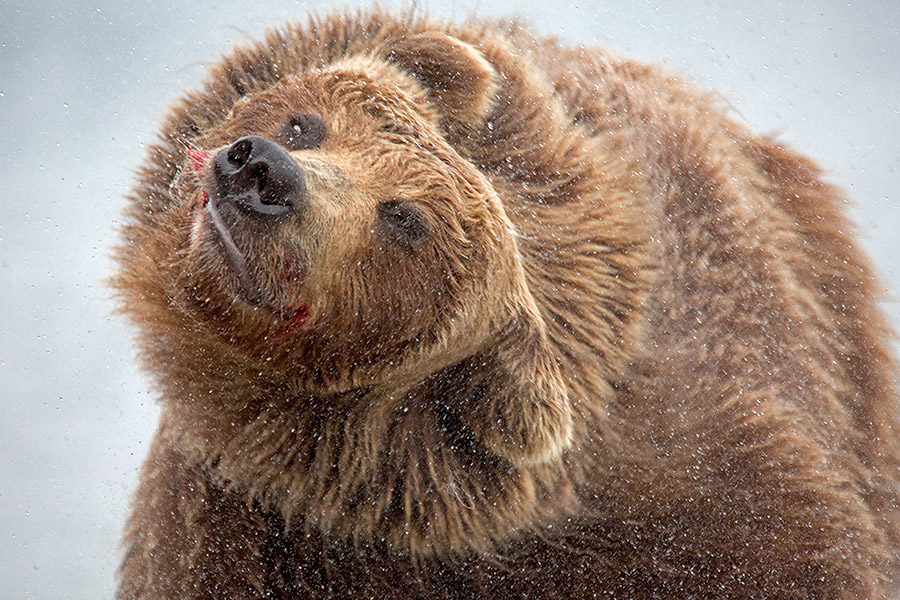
[{"x1": 204, "y1": 199, "x2": 266, "y2": 307}]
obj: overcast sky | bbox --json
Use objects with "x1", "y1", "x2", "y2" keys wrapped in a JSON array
[{"x1": 1, "y1": 1, "x2": 898, "y2": 598}]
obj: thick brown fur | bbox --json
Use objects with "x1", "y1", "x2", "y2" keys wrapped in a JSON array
[{"x1": 114, "y1": 8, "x2": 900, "y2": 599}]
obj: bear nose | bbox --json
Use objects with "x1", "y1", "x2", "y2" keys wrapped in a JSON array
[{"x1": 212, "y1": 135, "x2": 304, "y2": 216}]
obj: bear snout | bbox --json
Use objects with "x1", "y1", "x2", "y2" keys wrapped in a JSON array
[{"x1": 212, "y1": 135, "x2": 305, "y2": 217}]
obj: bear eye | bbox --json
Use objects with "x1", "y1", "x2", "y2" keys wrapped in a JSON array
[
  {"x1": 281, "y1": 113, "x2": 326, "y2": 151},
  {"x1": 378, "y1": 201, "x2": 428, "y2": 241}
]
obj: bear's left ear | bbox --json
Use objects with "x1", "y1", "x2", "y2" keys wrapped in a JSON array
[{"x1": 387, "y1": 31, "x2": 499, "y2": 133}]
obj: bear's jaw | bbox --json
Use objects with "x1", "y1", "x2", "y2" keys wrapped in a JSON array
[
  {"x1": 185, "y1": 195, "x2": 315, "y2": 349},
  {"x1": 203, "y1": 197, "x2": 267, "y2": 307},
  {"x1": 188, "y1": 144, "x2": 312, "y2": 322},
  {"x1": 189, "y1": 144, "x2": 269, "y2": 307}
]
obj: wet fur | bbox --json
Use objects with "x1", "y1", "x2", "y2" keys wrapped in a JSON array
[{"x1": 114, "y1": 9, "x2": 900, "y2": 599}]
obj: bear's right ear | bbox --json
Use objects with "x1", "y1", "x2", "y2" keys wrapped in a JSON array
[{"x1": 387, "y1": 31, "x2": 499, "y2": 133}]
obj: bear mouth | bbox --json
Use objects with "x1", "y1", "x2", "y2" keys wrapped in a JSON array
[
  {"x1": 189, "y1": 146, "x2": 311, "y2": 334},
  {"x1": 204, "y1": 197, "x2": 267, "y2": 307},
  {"x1": 190, "y1": 147, "x2": 267, "y2": 307}
]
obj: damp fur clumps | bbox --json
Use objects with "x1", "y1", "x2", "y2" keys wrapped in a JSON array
[{"x1": 113, "y1": 8, "x2": 900, "y2": 599}]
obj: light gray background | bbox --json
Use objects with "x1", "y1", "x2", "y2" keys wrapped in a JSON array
[{"x1": 1, "y1": 1, "x2": 897, "y2": 598}]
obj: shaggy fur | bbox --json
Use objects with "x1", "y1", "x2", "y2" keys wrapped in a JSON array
[{"x1": 114, "y1": 9, "x2": 900, "y2": 599}]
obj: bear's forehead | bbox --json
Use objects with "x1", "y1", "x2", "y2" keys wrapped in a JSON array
[{"x1": 245, "y1": 57, "x2": 431, "y2": 121}]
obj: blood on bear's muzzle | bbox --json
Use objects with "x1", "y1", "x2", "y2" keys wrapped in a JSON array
[{"x1": 212, "y1": 135, "x2": 305, "y2": 217}]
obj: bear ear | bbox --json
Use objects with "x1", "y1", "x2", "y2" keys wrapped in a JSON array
[
  {"x1": 387, "y1": 31, "x2": 499, "y2": 132},
  {"x1": 455, "y1": 303, "x2": 574, "y2": 467}
]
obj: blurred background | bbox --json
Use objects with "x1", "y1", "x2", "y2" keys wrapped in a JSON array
[{"x1": 1, "y1": 1, "x2": 897, "y2": 598}]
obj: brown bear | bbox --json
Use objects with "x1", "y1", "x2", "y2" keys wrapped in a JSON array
[{"x1": 113, "y1": 8, "x2": 900, "y2": 599}]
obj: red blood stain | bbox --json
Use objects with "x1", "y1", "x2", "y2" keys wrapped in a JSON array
[
  {"x1": 188, "y1": 148, "x2": 213, "y2": 206},
  {"x1": 277, "y1": 303, "x2": 309, "y2": 339},
  {"x1": 188, "y1": 148, "x2": 213, "y2": 174},
  {"x1": 288, "y1": 304, "x2": 309, "y2": 329}
]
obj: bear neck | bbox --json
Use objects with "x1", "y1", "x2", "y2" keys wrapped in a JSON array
[{"x1": 157, "y1": 353, "x2": 577, "y2": 556}]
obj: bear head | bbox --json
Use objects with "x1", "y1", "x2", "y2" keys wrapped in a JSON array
[{"x1": 114, "y1": 28, "x2": 579, "y2": 553}]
